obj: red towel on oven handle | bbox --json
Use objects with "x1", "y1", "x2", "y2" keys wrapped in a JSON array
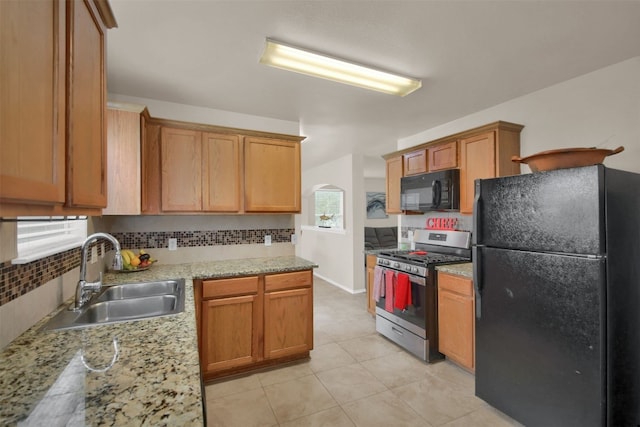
[
  {"x1": 384, "y1": 270, "x2": 395, "y2": 313},
  {"x1": 394, "y1": 273, "x2": 412, "y2": 310}
]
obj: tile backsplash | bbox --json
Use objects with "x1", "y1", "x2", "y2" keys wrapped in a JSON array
[
  {"x1": 112, "y1": 228, "x2": 294, "y2": 249},
  {"x1": 0, "y1": 227, "x2": 294, "y2": 308},
  {"x1": 0, "y1": 248, "x2": 81, "y2": 307}
]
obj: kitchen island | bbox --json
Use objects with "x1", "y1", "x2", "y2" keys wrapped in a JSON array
[{"x1": 0, "y1": 256, "x2": 316, "y2": 426}]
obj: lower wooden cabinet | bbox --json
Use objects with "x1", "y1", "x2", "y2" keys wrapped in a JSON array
[
  {"x1": 264, "y1": 287, "x2": 312, "y2": 359},
  {"x1": 366, "y1": 254, "x2": 377, "y2": 315},
  {"x1": 201, "y1": 294, "x2": 260, "y2": 372},
  {"x1": 437, "y1": 272, "x2": 475, "y2": 372},
  {"x1": 196, "y1": 270, "x2": 313, "y2": 380}
]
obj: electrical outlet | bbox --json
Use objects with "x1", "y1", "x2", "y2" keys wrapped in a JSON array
[
  {"x1": 90, "y1": 246, "x2": 98, "y2": 264},
  {"x1": 264, "y1": 235, "x2": 272, "y2": 246},
  {"x1": 168, "y1": 238, "x2": 178, "y2": 251},
  {"x1": 291, "y1": 234, "x2": 297, "y2": 245}
]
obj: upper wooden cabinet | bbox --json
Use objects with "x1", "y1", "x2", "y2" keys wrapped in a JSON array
[
  {"x1": 459, "y1": 123, "x2": 522, "y2": 214},
  {"x1": 0, "y1": 0, "x2": 66, "y2": 209},
  {"x1": 385, "y1": 156, "x2": 403, "y2": 214},
  {"x1": 244, "y1": 137, "x2": 301, "y2": 213},
  {"x1": 403, "y1": 149, "x2": 428, "y2": 176},
  {"x1": 103, "y1": 106, "x2": 143, "y2": 215},
  {"x1": 428, "y1": 140, "x2": 458, "y2": 171},
  {"x1": 141, "y1": 117, "x2": 304, "y2": 215},
  {"x1": 66, "y1": 0, "x2": 108, "y2": 209},
  {"x1": 383, "y1": 121, "x2": 523, "y2": 216},
  {"x1": 0, "y1": 0, "x2": 116, "y2": 216}
]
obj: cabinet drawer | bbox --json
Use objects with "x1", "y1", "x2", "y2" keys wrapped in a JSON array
[
  {"x1": 203, "y1": 276, "x2": 259, "y2": 298},
  {"x1": 438, "y1": 272, "x2": 473, "y2": 297},
  {"x1": 265, "y1": 270, "x2": 312, "y2": 292}
]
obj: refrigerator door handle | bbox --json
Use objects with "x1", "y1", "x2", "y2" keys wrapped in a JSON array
[{"x1": 473, "y1": 245, "x2": 482, "y2": 319}]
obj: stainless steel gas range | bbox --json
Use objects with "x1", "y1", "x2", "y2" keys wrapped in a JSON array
[{"x1": 374, "y1": 229, "x2": 471, "y2": 362}]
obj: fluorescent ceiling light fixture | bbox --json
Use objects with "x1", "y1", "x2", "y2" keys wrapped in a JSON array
[{"x1": 259, "y1": 38, "x2": 421, "y2": 97}]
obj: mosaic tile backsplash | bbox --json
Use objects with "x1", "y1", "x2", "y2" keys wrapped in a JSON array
[{"x1": 0, "y1": 228, "x2": 294, "y2": 308}]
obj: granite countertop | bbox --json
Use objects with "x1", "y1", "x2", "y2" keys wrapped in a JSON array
[
  {"x1": 436, "y1": 262, "x2": 473, "y2": 278},
  {"x1": 0, "y1": 256, "x2": 317, "y2": 426}
]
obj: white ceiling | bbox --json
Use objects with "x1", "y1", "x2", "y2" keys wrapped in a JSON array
[{"x1": 106, "y1": 1, "x2": 640, "y2": 177}]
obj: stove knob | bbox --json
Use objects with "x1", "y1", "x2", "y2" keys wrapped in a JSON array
[
  {"x1": 393, "y1": 262, "x2": 400, "y2": 268},
  {"x1": 412, "y1": 267, "x2": 419, "y2": 274}
]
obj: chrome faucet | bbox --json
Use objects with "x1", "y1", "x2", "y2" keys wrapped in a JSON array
[{"x1": 73, "y1": 232, "x2": 124, "y2": 310}]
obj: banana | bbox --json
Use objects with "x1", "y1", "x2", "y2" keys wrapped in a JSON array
[{"x1": 121, "y1": 250, "x2": 132, "y2": 266}]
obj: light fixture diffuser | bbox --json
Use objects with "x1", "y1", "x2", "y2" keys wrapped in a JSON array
[{"x1": 259, "y1": 38, "x2": 421, "y2": 97}]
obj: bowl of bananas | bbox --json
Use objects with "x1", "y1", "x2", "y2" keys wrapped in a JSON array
[{"x1": 117, "y1": 249, "x2": 157, "y2": 272}]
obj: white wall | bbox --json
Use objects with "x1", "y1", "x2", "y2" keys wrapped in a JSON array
[
  {"x1": 296, "y1": 153, "x2": 366, "y2": 293},
  {"x1": 399, "y1": 57, "x2": 640, "y2": 174},
  {"x1": 108, "y1": 93, "x2": 300, "y2": 136}
]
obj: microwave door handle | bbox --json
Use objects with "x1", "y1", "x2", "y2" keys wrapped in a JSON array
[{"x1": 432, "y1": 180, "x2": 442, "y2": 207}]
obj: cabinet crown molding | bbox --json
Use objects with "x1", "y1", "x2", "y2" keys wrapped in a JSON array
[
  {"x1": 145, "y1": 115, "x2": 306, "y2": 143},
  {"x1": 383, "y1": 120, "x2": 524, "y2": 160}
]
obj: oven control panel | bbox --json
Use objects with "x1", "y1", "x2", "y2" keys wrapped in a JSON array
[{"x1": 376, "y1": 257, "x2": 428, "y2": 277}]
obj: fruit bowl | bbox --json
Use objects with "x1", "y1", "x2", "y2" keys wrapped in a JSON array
[
  {"x1": 111, "y1": 264, "x2": 153, "y2": 273},
  {"x1": 117, "y1": 249, "x2": 157, "y2": 272},
  {"x1": 511, "y1": 146, "x2": 624, "y2": 172}
]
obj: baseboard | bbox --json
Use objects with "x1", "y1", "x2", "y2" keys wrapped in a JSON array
[{"x1": 312, "y1": 273, "x2": 366, "y2": 295}]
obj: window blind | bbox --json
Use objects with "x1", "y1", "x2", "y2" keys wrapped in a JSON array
[{"x1": 12, "y1": 216, "x2": 88, "y2": 264}]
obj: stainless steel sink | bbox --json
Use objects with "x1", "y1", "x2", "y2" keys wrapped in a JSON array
[
  {"x1": 95, "y1": 280, "x2": 183, "y2": 302},
  {"x1": 41, "y1": 279, "x2": 186, "y2": 331}
]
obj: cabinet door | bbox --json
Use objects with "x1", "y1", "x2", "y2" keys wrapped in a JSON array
[
  {"x1": 428, "y1": 141, "x2": 458, "y2": 171},
  {"x1": 459, "y1": 131, "x2": 496, "y2": 214},
  {"x1": 160, "y1": 127, "x2": 202, "y2": 211},
  {"x1": 202, "y1": 133, "x2": 241, "y2": 212},
  {"x1": 403, "y1": 149, "x2": 428, "y2": 176},
  {"x1": 103, "y1": 108, "x2": 141, "y2": 215},
  {"x1": 66, "y1": 0, "x2": 107, "y2": 208},
  {"x1": 0, "y1": 0, "x2": 66, "y2": 207},
  {"x1": 244, "y1": 137, "x2": 301, "y2": 212},
  {"x1": 438, "y1": 273, "x2": 474, "y2": 371},
  {"x1": 201, "y1": 295, "x2": 260, "y2": 373},
  {"x1": 385, "y1": 156, "x2": 403, "y2": 214},
  {"x1": 264, "y1": 287, "x2": 313, "y2": 359}
]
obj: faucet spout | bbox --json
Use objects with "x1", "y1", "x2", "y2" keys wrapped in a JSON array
[{"x1": 74, "y1": 232, "x2": 124, "y2": 311}]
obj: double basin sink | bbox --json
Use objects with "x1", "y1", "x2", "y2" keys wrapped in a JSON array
[{"x1": 41, "y1": 279, "x2": 186, "y2": 331}]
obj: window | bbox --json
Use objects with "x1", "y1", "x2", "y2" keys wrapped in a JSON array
[
  {"x1": 314, "y1": 187, "x2": 344, "y2": 229},
  {"x1": 13, "y1": 216, "x2": 88, "y2": 264}
]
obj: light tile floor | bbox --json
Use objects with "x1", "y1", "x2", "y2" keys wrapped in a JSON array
[{"x1": 205, "y1": 277, "x2": 523, "y2": 427}]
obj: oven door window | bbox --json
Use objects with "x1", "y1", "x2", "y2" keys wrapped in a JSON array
[{"x1": 376, "y1": 273, "x2": 426, "y2": 329}]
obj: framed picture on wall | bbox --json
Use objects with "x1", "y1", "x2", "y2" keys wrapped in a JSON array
[{"x1": 366, "y1": 192, "x2": 387, "y2": 219}]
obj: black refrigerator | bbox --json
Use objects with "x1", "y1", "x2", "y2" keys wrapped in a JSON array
[{"x1": 472, "y1": 165, "x2": 640, "y2": 427}]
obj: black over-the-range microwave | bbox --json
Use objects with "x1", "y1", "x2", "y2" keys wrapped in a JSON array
[{"x1": 400, "y1": 169, "x2": 460, "y2": 212}]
